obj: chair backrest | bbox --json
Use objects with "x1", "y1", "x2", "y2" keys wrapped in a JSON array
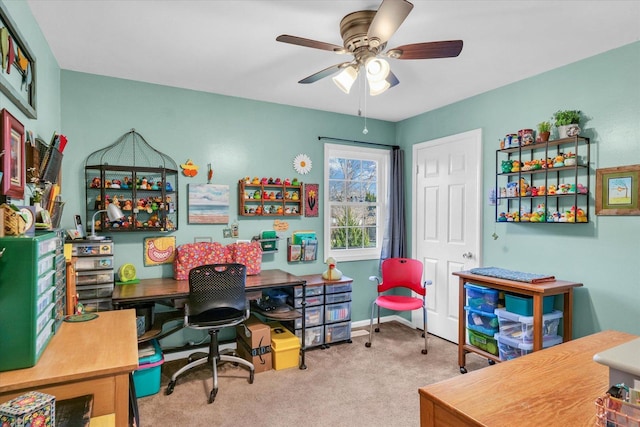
[
  {"x1": 379, "y1": 258, "x2": 425, "y2": 296},
  {"x1": 187, "y1": 263, "x2": 247, "y2": 324}
]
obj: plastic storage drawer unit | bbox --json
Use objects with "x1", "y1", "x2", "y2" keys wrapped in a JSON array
[
  {"x1": 291, "y1": 325, "x2": 324, "y2": 347},
  {"x1": 325, "y1": 322, "x2": 351, "y2": 344},
  {"x1": 467, "y1": 328, "x2": 499, "y2": 356},
  {"x1": 287, "y1": 284, "x2": 323, "y2": 298},
  {"x1": 464, "y1": 283, "x2": 502, "y2": 312},
  {"x1": 465, "y1": 306, "x2": 499, "y2": 336},
  {"x1": 496, "y1": 333, "x2": 563, "y2": 361},
  {"x1": 325, "y1": 301, "x2": 351, "y2": 324},
  {"x1": 133, "y1": 339, "x2": 164, "y2": 398},
  {"x1": 287, "y1": 294, "x2": 324, "y2": 308},
  {"x1": 75, "y1": 256, "x2": 114, "y2": 271},
  {"x1": 294, "y1": 305, "x2": 323, "y2": 329},
  {"x1": 495, "y1": 308, "x2": 563, "y2": 343},
  {"x1": 324, "y1": 281, "x2": 352, "y2": 295}
]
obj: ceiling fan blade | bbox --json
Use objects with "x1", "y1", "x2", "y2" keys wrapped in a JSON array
[
  {"x1": 387, "y1": 70, "x2": 399, "y2": 88},
  {"x1": 276, "y1": 34, "x2": 346, "y2": 54},
  {"x1": 386, "y1": 40, "x2": 463, "y2": 60},
  {"x1": 367, "y1": 0, "x2": 414, "y2": 46},
  {"x1": 299, "y1": 62, "x2": 353, "y2": 84}
]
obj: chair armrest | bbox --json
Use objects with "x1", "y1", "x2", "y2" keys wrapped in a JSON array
[{"x1": 369, "y1": 275, "x2": 380, "y2": 285}]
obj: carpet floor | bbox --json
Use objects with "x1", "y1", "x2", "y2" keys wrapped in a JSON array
[{"x1": 137, "y1": 322, "x2": 487, "y2": 426}]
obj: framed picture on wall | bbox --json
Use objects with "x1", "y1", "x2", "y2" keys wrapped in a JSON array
[
  {"x1": 304, "y1": 183, "x2": 318, "y2": 217},
  {"x1": 596, "y1": 164, "x2": 640, "y2": 216},
  {"x1": 143, "y1": 236, "x2": 176, "y2": 266},
  {"x1": 1, "y1": 108, "x2": 25, "y2": 199},
  {"x1": 188, "y1": 184, "x2": 229, "y2": 224}
]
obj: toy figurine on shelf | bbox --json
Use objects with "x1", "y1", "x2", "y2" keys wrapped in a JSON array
[
  {"x1": 292, "y1": 178, "x2": 300, "y2": 186},
  {"x1": 284, "y1": 178, "x2": 291, "y2": 186},
  {"x1": 322, "y1": 257, "x2": 342, "y2": 280},
  {"x1": 90, "y1": 177, "x2": 101, "y2": 188},
  {"x1": 252, "y1": 177, "x2": 260, "y2": 185}
]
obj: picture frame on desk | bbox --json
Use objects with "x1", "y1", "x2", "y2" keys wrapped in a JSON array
[{"x1": 0, "y1": 109, "x2": 25, "y2": 199}]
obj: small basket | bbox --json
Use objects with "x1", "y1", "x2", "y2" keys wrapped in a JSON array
[
  {"x1": 1, "y1": 204, "x2": 26, "y2": 236},
  {"x1": 595, "y1": 394, "x2": 640, "y2": 426}
]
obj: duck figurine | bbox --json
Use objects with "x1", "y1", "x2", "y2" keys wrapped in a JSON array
[{"x1": 322, "y1": 257, "x2": 342, "y2": 281}]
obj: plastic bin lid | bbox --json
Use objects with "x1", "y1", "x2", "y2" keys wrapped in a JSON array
[
  {"x1": 138, "y1": 339, "x2": 162, "y2": 365},
  {"x1": 494, "y1": 308, "x2": 563, "y2": 323}
]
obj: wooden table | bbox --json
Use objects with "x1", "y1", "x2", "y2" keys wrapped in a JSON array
[
  {"x1": 453, "y1": 271, "x2": 583, "y2": 372},
  {"x1": 419, "y1": 330, "x2": 637, "y2": 427},
  {"x1": 0, "y1": 310, "x2": 138, "y2": 427}
]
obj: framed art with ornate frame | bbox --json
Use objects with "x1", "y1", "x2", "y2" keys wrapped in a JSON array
[
  {"x1": 0, "y1": 2, "x2": 37, "y2": 119},
  {"x1": 1, "y1": 108, "x2": 25, "y2": 199},
  {"x1": 595, "y1": 164, "x2": 640, "y2": 216}
]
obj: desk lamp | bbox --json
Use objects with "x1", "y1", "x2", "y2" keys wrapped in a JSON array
[{"x1": 89, "y1": 204, "x2": 125, "y2": 240}]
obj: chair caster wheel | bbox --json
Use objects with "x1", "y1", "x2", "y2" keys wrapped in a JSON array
[
  {"x1": 488, "y1": 359, "x2": 496, "y2": 365},
  {"x1": 165, "y1": 381, "x2": 176, "y2": 395},
  {"x1": 460, "y1": 367, "x2": 467, "y2": 374},
  {"x1": 421, "y1": 349, "x2": 428, "y2": 354},
  {"x1": 365, "y1": 342, "x2": 371, "y2": 348},
  {"x1": 374, "y1": 327, "x2": 380, "y2": 333},
  {"x1": 249, "y1": 371, "x2": 255, "y2": 384},
  {"x1": 421, "y1": 332, "x2": 425, "y2": 338},
  {"x1": 208, "y1": 389, "x2": 217, "y2": 404}
]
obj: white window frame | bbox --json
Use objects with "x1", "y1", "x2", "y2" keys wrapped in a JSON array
[{"x1": 323, "y1": 143, "x2": 389, "y2": 262}]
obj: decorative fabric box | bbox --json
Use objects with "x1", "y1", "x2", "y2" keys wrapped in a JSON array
[
  {"x1": 173, "y1": 242, "x2": 230, "y2": 280},
  {"x1": 0, "y1": 391, "x2": 55, "y2": 427},
  {"x1": 226, "y1": 241, "x2": 262, "y2": 275},
  {"x1": 173, "y1": 241, "x2": 262, "y2": 279}
]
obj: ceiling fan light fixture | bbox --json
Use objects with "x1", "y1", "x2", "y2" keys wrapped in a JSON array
[
  {"x1": 332, "y1": 65, "x2": 359, "y2": 94},
  {"x1": 365, "y1": 57, "x2": 390, "y2": 83},
  {"x1": 368, "y1": 78, "x2": 391, "y2": 96}
]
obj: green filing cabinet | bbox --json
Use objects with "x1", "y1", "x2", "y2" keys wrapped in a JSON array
[{"x1": 0, "y1": 232, "x2": 60, "y2": 371}]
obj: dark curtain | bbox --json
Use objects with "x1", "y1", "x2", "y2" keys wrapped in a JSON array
[{"x1": 381, "y1": 147, "x2": 406, "y2": 260}]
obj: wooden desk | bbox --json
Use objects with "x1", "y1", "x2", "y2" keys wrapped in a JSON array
[
  {"x1": 0, "y1": 310, "x2": 138, "y2": 427},
  {"x1": 453, "y1": 271, "x2": 583, "y2": 372},
  {"x1": 111, "y1": 269, "x2": 310, "y2": 368},
  {"x1": 419, "y1": 330, "x2": 637, "y2": 427}
]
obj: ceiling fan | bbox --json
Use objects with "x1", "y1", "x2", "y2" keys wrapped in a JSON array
[{"x1": 276, "y1": 0, "x2": 463, "y2": 96}]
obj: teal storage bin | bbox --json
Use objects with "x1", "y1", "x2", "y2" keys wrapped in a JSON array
[
  {"x1": 504, "y1": 294, "x2": 554, "y2": 316},
  {"x1": 133, "y1": 339, "x2": 164, "y2": 398}
]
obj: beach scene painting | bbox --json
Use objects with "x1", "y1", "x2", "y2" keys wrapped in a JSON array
[{"x1": 188, "y1": 184, "x2": 229, "y2": 224}]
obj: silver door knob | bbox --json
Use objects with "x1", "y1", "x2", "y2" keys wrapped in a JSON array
[{"x1": 462, "y1": 252, "x2": 473, "y2": 259}]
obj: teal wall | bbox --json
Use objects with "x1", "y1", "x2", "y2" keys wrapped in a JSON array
[
  {"x1": 59, "y1": 71, "x2": 395, "y2": 327},
  {"x1": 398, "y1": 41, "x2": 640, "y2": 338}
]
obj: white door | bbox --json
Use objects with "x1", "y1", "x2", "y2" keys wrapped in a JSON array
[{"x1": 411, "y1": 129, "x2": 482, "y2": 343}]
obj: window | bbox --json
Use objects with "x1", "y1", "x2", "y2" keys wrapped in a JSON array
[{"x1": 324, "y1": 143, "x2": 389, "y2": 262}]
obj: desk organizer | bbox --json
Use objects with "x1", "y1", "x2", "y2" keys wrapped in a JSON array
[{"x1": 595, "y1": 394, "x2": 640, "y2": 427}]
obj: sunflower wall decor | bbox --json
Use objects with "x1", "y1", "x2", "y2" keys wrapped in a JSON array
[{"x1": 293, "y1": 153, "x2": 312, "y2": 175}]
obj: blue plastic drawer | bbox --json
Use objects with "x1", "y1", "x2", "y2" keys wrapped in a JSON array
[
  {"x1": 464, "y1": 283, "x2": 502, "y2": 312},
  {"x1": 465, "y1": 306, "x2": 499, "y2": 336}
]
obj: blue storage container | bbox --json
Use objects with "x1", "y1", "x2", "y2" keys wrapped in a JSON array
[
  {"x1": 464, "y1": 283, "x2": 502, "y2": 312},
  {"x1": 465, "y1": 306, "x2": 499, "y2": 336},
  {"x1": 133, "y1": 339, "x2": 164, "y2": 398}
]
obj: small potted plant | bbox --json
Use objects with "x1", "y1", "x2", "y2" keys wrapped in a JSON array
[
  {"x1": 537, "y1": 121, "x2": 551, "y2": 142},
  {"x1": 553, "y1": 110, "x2": 581, "y2": 138}
]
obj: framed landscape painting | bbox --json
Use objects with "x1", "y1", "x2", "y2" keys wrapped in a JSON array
[{"x1": 596, "y1": 165, "x2": 640, "y2": 216}]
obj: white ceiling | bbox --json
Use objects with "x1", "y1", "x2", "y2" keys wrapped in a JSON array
[{"x1": 27, "y1": 0, "x2": 640, "y2": 122}]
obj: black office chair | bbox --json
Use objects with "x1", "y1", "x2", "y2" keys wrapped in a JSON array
[{"x1": 165, "y1": 263, "x2": 255, "y2": 403}]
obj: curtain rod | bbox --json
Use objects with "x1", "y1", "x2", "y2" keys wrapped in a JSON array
[{"x1": 318, "y1": 136, "x2": 399, "y2": 150}]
